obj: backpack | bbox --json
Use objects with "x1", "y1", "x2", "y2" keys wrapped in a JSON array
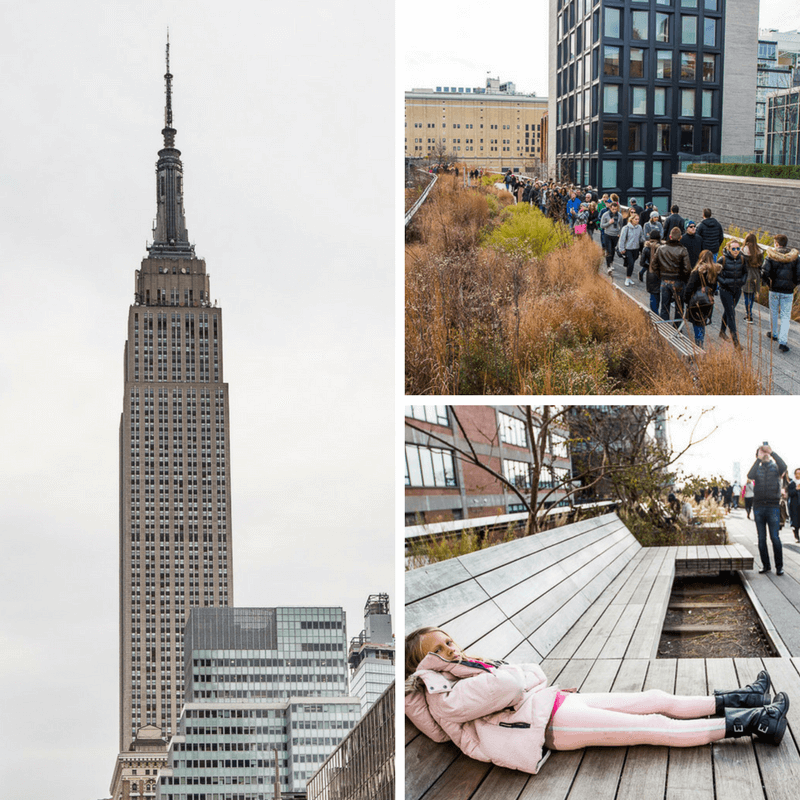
[{"x1": 686, "y1": 273, "x2": 714, "y2": 324}]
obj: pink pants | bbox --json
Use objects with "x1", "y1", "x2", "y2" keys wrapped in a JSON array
[{"x1": 544, "y1": 689, "x2": 725, "y2": 750}]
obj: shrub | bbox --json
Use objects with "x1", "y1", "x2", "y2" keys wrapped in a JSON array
[
  {"x1": 688, "y1": 162, "x2": 800, "y2": 180},
  {"x1": 482, "y1": 203, "x2": 573, "y2": 259}
]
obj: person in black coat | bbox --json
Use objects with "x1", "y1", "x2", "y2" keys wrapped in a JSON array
[
  {"x1": 664, "y1": 205, "x2": 685, "y2": 237},
  {"x1": 787, "y1": 467, "x2": 800, "y2": 543},
  {"x1": 696, "y1": 209, "x2": 725, "y2": 260},
  {"x1": 681, "y1": 221, "x2": 704, "y2": 269},
  {"x1": 748, "y1": 444, "x2": 788, "y2": 575},
  {"x1": 717, "y1": 241, "x2": 748, "y2": 349}
]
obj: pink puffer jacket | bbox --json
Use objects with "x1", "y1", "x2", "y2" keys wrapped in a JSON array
[{"x1": 405, "y1": 652, "x2": 559, "y2": 774}]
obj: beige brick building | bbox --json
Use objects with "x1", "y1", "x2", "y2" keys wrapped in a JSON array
[{"x1": 405, "y1": 80, "x2": 549, "y2": 173}]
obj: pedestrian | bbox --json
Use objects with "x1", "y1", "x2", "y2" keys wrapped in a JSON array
[
  {"x1": 788, "y1": 468, "x2": 800, "y2": 543},
  {"x1": 762, "y1": 234, "x2": 799, "y2": 353},
  {"x1": 600, "y1": 202, "x2": 623, "y2": 276},
  {"x1": 742, "y1": 233, "x2": 764, "y2": 324},
  {"x1": 744, "y1": 479, "x2": 755, "y2": 519},
  {"x1": 682, "y1": 250, "x2": 721, "y2": 348},
  {"x1": 405, "y1": 627, "x2": 788, "y2": 778},
  {"x1": 681, "y1": 220, "x2": 704, "y2": 269},
  {"x1": 619, "y1": 213, "x2": 644, "y2": 285},
  {"x1": 664, "y1": 205, "x2": 685, "y2": 237},
  {"x1": 748, "y1": 444, "x2": 787, "y2": 575},
  {"x1": 717, "y1": 239, "x2": 747, "y2": 350},
  {"x1": 643, "y1": 211, "x2": 664, "y2": 241},
  {"x1": 574, "y1": 203, "x2": 589, "y2": 236},
  {"x1": 639, "y1": 230, "x2": 663, "y2": 314},
  {"x1": 731, "y1": 481, "x2": 741, "y2": 509},
  {"x1": 652, "y1": 227, "x2": 691, "y2": 327},
  {"x1": 696, "y1": 209, "x2": 725, "y2": 261}
]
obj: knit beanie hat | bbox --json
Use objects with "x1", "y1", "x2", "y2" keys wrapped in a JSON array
[{"x1": 686, "y1": 220, "x2": 695, "y2": 228}]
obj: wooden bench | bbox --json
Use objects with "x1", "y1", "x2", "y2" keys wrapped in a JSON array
[{"x1": 406, "y1": 512, "x2": 764, "y2": 800}]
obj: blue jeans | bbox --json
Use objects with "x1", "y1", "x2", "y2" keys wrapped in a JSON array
[
  {"x1": 754, "y1": 505, "x2": 782, "y2": 571},
  {"x1": 692, "y1": 321, "x2": 706, "y2": 347},
  {"x1": 718, "y1": 285, "x2": 741, "y2": 338},
  {"x1": 649, "y1": 292, "x2": 660, "y2": 314},
  {"x1": 769, "y1": 291, "x2": 793, "y2": 345},
  {"x1": 744, "y1": 291, "x2": 755, "y2": 318}
]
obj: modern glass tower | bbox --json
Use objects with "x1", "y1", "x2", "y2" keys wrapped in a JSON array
[
  {"x1": 118, "y1": 42, "x2": 233, "y2": 752},
  {"x1": 548, "y1": 0, "x2": 758, "y2": 209}
]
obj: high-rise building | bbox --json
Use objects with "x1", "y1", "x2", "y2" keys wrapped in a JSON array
[
  {"x1": 347, "y1": 594, "x2": 395, "y2": 714},
  {"x1": 548, "y1": 0, "x2": 758, "y2": 209},
  {"x1": 405, "y1": 78, "x2": 548, "y2": 173},
  {"x1": 766, "y1": 86, "x2": 800, "y2": 165},
  {"x1": 156, "y1": 607, "x2": 361, "y2": 800},
  {"x1": 117, "y1": 42, "x2": 233, "y2": 755},
  {"x1": 755, "y1": 37, "x2": 794, "y2": 162}
]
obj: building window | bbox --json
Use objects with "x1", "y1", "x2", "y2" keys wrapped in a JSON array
[
  {"x1": 602, "y1": 159, "x2": 617, "y2": 188},
  {"x1": 702, "y1": 89, "x2": 713, "y2": 117},
  {"x1": 656, "y1": 50, "x2": 672, "y2": 79},
  {"x1": 630, "y1": 47, "x2": 645, "y2": 78},
  {"x1": 652, "y1": 160, "x2": 664, "y2": 187},
  {"x1": 703, "y1": 17, "x2": 716, "y2": 46},
  {"x1": 703, "y1": 53, "x2": 716, "y2": 81},
  {"x1": 656, "y1": 12, "x2": 670, "y2": 42},
  {"x1": 681, "y1": 89, "x2": 695, "y2": 116},
  {"x1": 604, "y1": 46, "x2": 620, "y2": 76},
  {"x1": 503, "y1": 459, "x2": 532, "y2": 490},
  {"x1": 604, "y1": 7, "x2": 621, "y2": 38},
  {"x1": 681, "y1": 52, "x2": 696, "y2": 80},
  {"x1": 603, "y1": 84, "x2": 619, "y2": 113},
  {"x1": 629, "y1": 122, "x2": 643, "y2": 151},
  {"x1": 631, "y1": 86, "x2": 648, "y2": 115},
  {"x1": 404, "y1": 444, "x2": 457, "y2": 488},
  {"x1": 656, "y1": 123, "x2": 671, "y2": 151},
  {"x1": 631, "y1": 160, "x2": 645, "y2": 187},
  {"x1": 681, "y1": 15, "x2": 696, "y2": 45},
  {"x1": 680, "y1": 124, "x2": 694, "y2": 152},
  {"x1": 499, "y1": 412, "x2": 528, "y2": 447},
  {"x1": 631, "y1": 11, "x2": 648, "y2": 40},
  {"x1": 681, "y1": 0, "x2": 697, "y2": 6},
  {"x1": 701, "y1": 125, "x2": 714, "y2": 152},
  {"x1": 603, "y1": 121, "x2": 619, "y2": 150},
  {"x1": 705, "y1": 0, "x2": 717, "y2": 8},
  {"x1": 654, "y1": 87, "x2": 667, "y2": 116},
  {"x1": 406, "y1": 405, "x2": 449, "y2": 427}
]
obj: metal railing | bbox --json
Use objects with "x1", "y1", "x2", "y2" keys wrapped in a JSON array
[{"x1": 404, "y1": 171, "x2": 437, "y2": 227}]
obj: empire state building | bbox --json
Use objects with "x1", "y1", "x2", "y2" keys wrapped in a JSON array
[{"x1": 118, "y1": 44, "x2": 233, "y2": 752}]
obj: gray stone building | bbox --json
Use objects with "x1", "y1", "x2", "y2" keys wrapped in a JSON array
[{"x1": 113, "y1": 40, "x2": 233, "y2": 787}]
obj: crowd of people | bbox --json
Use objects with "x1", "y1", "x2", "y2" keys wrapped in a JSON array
[{"x1": 499, "y1": 173, "x2": 799, "y2": 352}]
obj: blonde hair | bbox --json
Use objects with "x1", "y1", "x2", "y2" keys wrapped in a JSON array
[
  {"x1": 405, "y1": 627, "x2": 453, "y2": 695},
  {"x1": 695, "y1": 249, "x2": 721, "y2": 281}
]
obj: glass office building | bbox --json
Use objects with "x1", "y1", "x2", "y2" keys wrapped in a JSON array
[
  {"x1": 767, "y1": 87, "x2": 800, "y2": 165},
  {"x1": 548, "y1": 0, "x2": 758, "y2": 209},
  {"x1": 157, "y1": 608, "x2": 361, "y2": 800}
]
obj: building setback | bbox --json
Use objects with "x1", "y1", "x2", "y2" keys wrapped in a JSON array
[
  {"x1": 405, "y1": 79, "x2": 548, "y2": 172},
  {"x1": 347, "y1": 595, "x2": 395, "y2": 715},
  {"x1": 548, "y1": 0, "x2": 758, "y2": 209},
  {"x1": 156, "y1": 607, "x2": 361, "y2": 800},
  {"x1": 116, "y1": 41, "x2": 233, "y2": 760}
]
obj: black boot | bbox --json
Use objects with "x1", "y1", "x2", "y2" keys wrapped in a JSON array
[
  {"x1": 724, "y1": 693, "x2": 790, "y2": 745},
  {"x1": 714, "y1": 670, "x2": 772, "y2": 715}
]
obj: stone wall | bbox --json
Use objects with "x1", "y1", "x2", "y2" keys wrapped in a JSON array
[{"x1": 671, "y1": 172, "x2": 800, "y2": 245}]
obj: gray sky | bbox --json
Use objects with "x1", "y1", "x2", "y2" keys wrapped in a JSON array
[
  {"x1": 0, "y1": 2, "x2": 394, "y2": 798},
  {"x1": 401, "y1": 0, "x2": 800, "y2": 94},
  {"x1": 670, "y1": 400, "x2": 800, "y2": 485}
]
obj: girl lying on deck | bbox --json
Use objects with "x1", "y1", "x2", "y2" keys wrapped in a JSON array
[{"x1": 405, "y1": 627, "x2": 789, "y2": 775}]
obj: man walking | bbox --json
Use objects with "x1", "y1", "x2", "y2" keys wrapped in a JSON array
[
  {"x1": 696, "y1": 208, "x2": 724, "y2": 261},
  {"x1": 748, "y1": 444, "x2": 787, "y2": 575},
  {"x1": 762, "y1": 234, "x2": 799, "y2": 353}
]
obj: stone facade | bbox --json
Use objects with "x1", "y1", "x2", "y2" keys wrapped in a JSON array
[{"x1": 671, "y1": 172, "x2": 800, "y2": 245}]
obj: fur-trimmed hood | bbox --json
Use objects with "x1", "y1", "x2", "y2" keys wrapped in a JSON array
[{"x1": 765, "y1": 246, "x2": 799, "y2": 263}]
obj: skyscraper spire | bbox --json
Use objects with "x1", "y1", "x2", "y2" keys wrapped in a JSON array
[{"x1": 148, "y1": 33, "x2": 194, "y2": 258}]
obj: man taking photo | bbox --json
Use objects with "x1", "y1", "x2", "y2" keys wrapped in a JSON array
[{"x1": 748, "y1": 444, "x2": 787, "y2": 575}]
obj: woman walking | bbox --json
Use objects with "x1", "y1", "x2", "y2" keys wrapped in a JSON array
[
  {"x1": 742, "y1": 232, "x2": 764, "y2": 324},
  {"x1": 406, "y1": 627, "x2": 789, "y2": 776},
  {"x1": 717, "y1": 240, "x2": 748, "y2": 349},
  {"x1": 683, "y1": 250, "x2": 721, "y2": 348},
  {"x1": 619, "y1": 213, "x2": 645, "y2": 286}
]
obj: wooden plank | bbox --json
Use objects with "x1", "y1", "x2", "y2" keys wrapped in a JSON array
[
  {"x1": 706, "y1": 658, "x2": 764, "y2": 800},
  {"x1": 598, "y1": 603, "x2": 645, "y2": 660},
  {"x1": 516, "y1": 750, "x2": 584, "y2": 800},
  {"x1": 470, "y1": 619, "x2": 543, "y2": 664},
  {"x1": 417, "y1": 754, "x2": 493, "y2": 800},
  {"x1": 666, "y1": 658, "x2": 714, "y2": 800},
  {"x1": 625, "y1": 557, "x2": 674, "y2": 660},
  {"x1": 669, "y1": 603, "x2": 736, "y2": 609},
  {"x1": 406, "y1": 558, "x2": 475, "y2": 605},
  {"x1": 468, "y1": 765, "x2": 530, "y2": 800},
  {"x1": 405, "y1": 732, "x2": 462, "y2": 800},
  {"x1": 662, "y1": 625, "x2": 738, "y2": 634},
  {"x1": 405, "y1": 579, "x2": 494, "y2": 635},
  {"x1": 736, "y1": 656, "x2": 800, "y2": 800}
]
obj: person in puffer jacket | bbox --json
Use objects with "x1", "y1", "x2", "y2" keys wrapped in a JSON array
[
  {"x1": 748, "y1": 444, "x2": 788, "y2": 574},
  {"x1": 405, "y1": 627, "x2": 789, "y2": 775},
  {"x1": 762, "y1": 234, "x2": 800, "y2": 352},
  {"x1": 639, "y1": 229, "x2": 663, "y2": 313},
  {"x1": 716, "y1": 240, "x2": 748, "y2": 350}
]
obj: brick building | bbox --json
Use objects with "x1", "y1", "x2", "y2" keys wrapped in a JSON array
[{"x1": 404, "y1": 406, "x2": 571, "y2": 525}]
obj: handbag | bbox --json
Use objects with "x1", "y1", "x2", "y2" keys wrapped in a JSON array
[{"x1": 574, "y1": 223, "x2": 587, "y2": 235}]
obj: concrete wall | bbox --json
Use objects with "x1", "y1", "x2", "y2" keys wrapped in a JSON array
[
  {"x1": 721, "y1": 0, "x2": 760, "y2": 158},
  {"x1": 671, "y1": 172, "x2": 800, "y2": 245}
]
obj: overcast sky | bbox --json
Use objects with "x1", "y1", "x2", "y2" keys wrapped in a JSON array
[
  {"x1": 401, "y1": 0, "x2": 800, "y2": 94},
  {"x1": 0, "y1": 2, "x2": 394, "y2": 798}
]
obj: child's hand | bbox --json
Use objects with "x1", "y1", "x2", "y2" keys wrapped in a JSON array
[{"x1": 562, "y1": 687, "x2": 578, "y2": 693}]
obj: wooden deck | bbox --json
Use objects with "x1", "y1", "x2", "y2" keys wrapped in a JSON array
[{"x1": 403, "y1": 512, "x2": 797, "y2": 800}]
